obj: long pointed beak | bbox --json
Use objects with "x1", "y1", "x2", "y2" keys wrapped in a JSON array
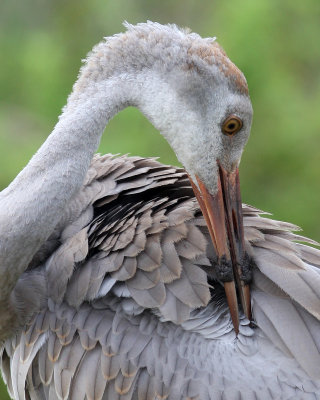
[{"x1": 189, "y1": 164, "x2": 252, "y2": 334}]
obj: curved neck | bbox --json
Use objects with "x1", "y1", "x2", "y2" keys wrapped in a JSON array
[{"x1": 0, "y1": 74, "x2": 133, "y2": 317}]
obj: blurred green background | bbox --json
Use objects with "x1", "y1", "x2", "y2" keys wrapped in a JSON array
[{"x1": 0, "y1": 0, "x2": 319, "y2": 398}]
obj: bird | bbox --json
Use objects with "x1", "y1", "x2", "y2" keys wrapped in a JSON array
[{"x1": 0, "y1": 21, "x2": 320, "y2": 400}]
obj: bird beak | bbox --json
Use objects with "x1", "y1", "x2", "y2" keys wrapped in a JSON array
[{"x1": 188, "y1": 164, "x2": 252, "y2": 335}]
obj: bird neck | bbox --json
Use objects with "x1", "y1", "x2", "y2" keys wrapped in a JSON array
[{"x1": 0, "y1": 74, "x2": 134, "y2": 313}]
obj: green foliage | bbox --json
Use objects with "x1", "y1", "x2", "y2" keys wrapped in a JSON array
[{"x1": 0, "y1": 1, "x2": 320, "y2": 398}]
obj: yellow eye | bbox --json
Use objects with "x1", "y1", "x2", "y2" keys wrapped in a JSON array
[{"x1": 222, "y1": 115, "x2": 243, "y2": 136}]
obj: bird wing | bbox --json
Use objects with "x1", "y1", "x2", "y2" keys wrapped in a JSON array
[
  {"x1": 242, "y1": 204, "x2": 320, "y2": 379},
  {"x1": 3, "y1": 155, "x2": 320, "y2": 399},
  {"x1": 3, "y1": 155, "x2": 214, "y2": 399}
]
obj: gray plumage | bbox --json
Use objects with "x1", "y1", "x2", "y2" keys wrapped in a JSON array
[{"x1": 1, "y1": 22, "x2": 320, "y2": 399}]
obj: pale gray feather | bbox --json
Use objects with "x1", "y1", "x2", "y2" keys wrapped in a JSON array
[{"x1": 2, "y1": 154, "x2": 320, "y2": 399}]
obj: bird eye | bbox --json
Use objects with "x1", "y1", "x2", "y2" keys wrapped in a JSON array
[{"x1": 222, "y1": 115, "x2": 243, "y2": 136}]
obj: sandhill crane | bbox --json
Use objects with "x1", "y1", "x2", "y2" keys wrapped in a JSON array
[{"x1": 0, "y1": 21, "x2": 320, "y2": 400}]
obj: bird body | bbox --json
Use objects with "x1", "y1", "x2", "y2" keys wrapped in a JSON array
[{"x1": 1, "y1": 22, "x2": 320, "y2": 399}]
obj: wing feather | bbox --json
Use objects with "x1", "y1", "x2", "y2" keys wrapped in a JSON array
[
  {"x1": 254, "y1": 247, "x2": 320, "y2": 319},
  {"x1": 38, "y1": 343, "x2": 54, "y2": 386},
  {"x1": 136, "y1": 369, "x2": 156, "y2": 400},
  {"x1": 253, "y1": 291, "x2": 320, "y2": 379}
]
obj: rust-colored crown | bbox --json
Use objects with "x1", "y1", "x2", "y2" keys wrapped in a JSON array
[{"x1": 187, "y1": 41, "x2": 249, "y2": 96}]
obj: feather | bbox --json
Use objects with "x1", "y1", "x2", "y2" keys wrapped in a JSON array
[
  {"x1": 120, "y1": 356, "x2": 138, "y2": 378},
  {"x1": 96, "y1": 277, "x2": 117, "y2": 299},
  {"x1": 38, "y1": 344, "x2": 54, "y2": 385},
  {"x1": 244, "y1": 227, "x2": 265, "y2": 242},
  {"x1": 254, "y1": 244, "x2": 305, "y2": 270},
  {"x1": 11, "y1": 334, "x2": 47, "y2": 400},
  {"x1": 49, "y1": 383, "x2": 62, "y2": 400},
  {"x1": 49, "y1": 313, "x2": 64, "y2": 333},
  {"x1": 59, "y1": 325, "x2": 77, "y2": 346},
  {"x1": 84, "y1": 347, "x2": 106, "y2": 400},
  {"x1": 167, "y1": 205, "x2": 194, "y2": 225},
  {"x1": 244, "y1": 216, "x2": 300, "y2": 232},
  {"x1": 118, "y1": 166, "x2": 151, "y2": 180},
  {"x1": 114, "y1": 372, "x2": 137, "y2": 395},
  {"x1": 19, "y1": 331, "x2": 39, "y2": 363},
  {"x1": 56, "y1": 320, "x2": 72, "y2": 341},
  {"x1": 88, "y1": 312, "x2": 113, "y2": 341},
  {"x1": 79, "y1": 330, "x2": 97, "y2": 351},
  {"x1": 34, "y1": 311, "x2": 50, "y2": 335},
  {"x1": 111, "y1": 257, "x2": 137, "y2": 281},
  {"x1": 136, "y1": 210, "x2": 153, "y2": 234},
  {"x1": 47, "y1": 334, "x2": 63, "y2": 363},
  {"x1": 154, "y1": 378, "x2": 170, "y2": 400},
  {"x1": 66, "y1": 263, "x2": 93, "y2": 307},
  {"x1": 255, "y1": 233, "x2": 298, "y2": 255},
  {"x1": 159, "y1": 241, "x2": 182, "y2": 283},
  {"x1": 61, "y1": 206, "x2": 94, "y2": 241},
  {"x1": 137, "y1": 369, "x2": 156, "y2": 400},
  {"x1": 53, "y1": 342, "x2": 73, "y2": 400},
  {"x1": 296, "y1": 243, "x2": 320, "y2": 267},
  {"x1": 111, "y1": 312, "x2": 131, "y2": 335},
  {"x1": 128, "y1": 282, "x2": 166, "y2": 308},
  {"x1": 254, "y1": 247, "x2": 320, "y2": 319},
  {"x1": 131, "y1": 231, "x2": 147, "y2": 253},
  {"x1": 100, "y1": 252, "x2": 125, "y2": 273},
  {"x1": 125, "y1": 331, "x2": 151, "y2": 359},
  {"x1": 139, "y1": 314, "x2": 158, "y2": 336},
  {"x1": 46, "y1": 228, "x2": 89, "y2": 302},
  {"x1": 164, "y1": 260, "x2": 210, "y2": 308},
  {"x1": 87, "y1": 270, "x2": 114, "y2": 300},
  {"x1": 146, "y1": 210, "x2": 169, "y2": 235},
  {"x1": 112, "y1": 284, "x2": 131, "y2": 298},
  {"x1": 159, "y1": 289, "x2": 191, "y2": 323},
  {"x1": 253, "y1": 291, "x2": 320, "y2": 379},
  {"x1": 253, "y1": 269, "x2": 288, "y2": 298},
  {"x1": 175, "y1": 225, "x2": 206, "y2": 260},
  {"x1": 120, "y1": 298, "x2": 144, "y2": 315},
  {"x1": 137, "y1": 234, "x2": 162, "y2": 272},
  {"x1": 101, "y1": 354, "x2": 121, "y2": 381},
  {"x1": 126, "y1": 268, "x2": 160, "y2": 290},
  {"x1": 112, "y1": 222, "x2": 138, "y2": 252},
  {"x1": 122, "y1": 242, "x2": 143, "y2": 258}
]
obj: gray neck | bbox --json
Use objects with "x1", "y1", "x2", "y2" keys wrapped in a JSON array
[{"x1": 0, "y1": 74, "x2": 134, "y2": 320}]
